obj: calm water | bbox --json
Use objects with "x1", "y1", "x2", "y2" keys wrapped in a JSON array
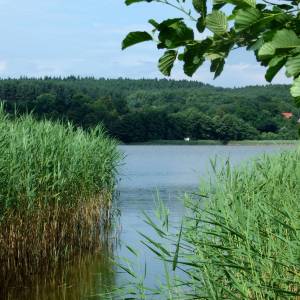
[{"x1": 5, "y1": 145, "x2": 294, "y2": 299}]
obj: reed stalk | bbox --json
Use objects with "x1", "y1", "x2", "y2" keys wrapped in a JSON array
[{"x1": 0, "y1": 104, "x2": 121, "y2": 287}]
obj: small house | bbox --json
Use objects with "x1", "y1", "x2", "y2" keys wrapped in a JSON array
[{"x1": 281, "y1": 112, "x2": 293, "y2": 119}]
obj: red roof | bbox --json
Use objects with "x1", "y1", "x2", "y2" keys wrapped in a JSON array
[{"x1": 281, "y1": 112, "x2": 293, "y2": 119}]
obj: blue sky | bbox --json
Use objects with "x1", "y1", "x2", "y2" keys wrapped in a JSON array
[{"x1": 0, "y1": 0, "x2": 291, "y2": 87}]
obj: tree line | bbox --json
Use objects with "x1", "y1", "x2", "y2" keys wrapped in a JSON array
[{"x1": 1, "y1": 77, "x2": 298, "y2": 143}]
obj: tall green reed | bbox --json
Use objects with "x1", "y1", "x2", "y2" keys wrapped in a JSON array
[
  {"x1": 0, "y1": 105, "x2": 120, "y2": 213},
  {"x1": 0, "y1": 104, "x2": 121, "y2": 286},
  {"x1": 116, "y1": 149, "x2": 300, "y2": 299}
]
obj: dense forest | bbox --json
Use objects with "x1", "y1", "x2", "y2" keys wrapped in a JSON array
[{"x1": 1, "y1": 77, "x2": 299, "y2": 143}]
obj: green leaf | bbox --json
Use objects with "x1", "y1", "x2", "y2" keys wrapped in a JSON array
[
  {"x1": 265, "y1": 56, "x2": 286, "y2": 82},
  {"x1": 149, "y1": 19, "x2": 159, "y2": 29},
  {"x1": 158, "y1": 19, "x2": 194, "y2": 49},
  {"x1": 184, "y1": 56, "x2": 205, "y2": 77},
  {"x1": 141, "y1": 241, "x2": 164, "y2": 258},
  {"x1": 193, "y1": 0, "x2": 206, "y2": 15},
  {"x1": 183, "y1": 39, "x2": 212, "y2": 76},
  {"x1": 125, "y1": 0, "x2": 153, "y2": 5},
  {"x1": 196, "y1": 17, "x2": 206, "y2": 33},
  {"x1": 114, "y1": 262, "x2": 137, "y2": 278},
  {"x1": 286, "y1": 54, "x2": 300, "y2": 78},
  {"x1": 142, "y1": 211, "x2": 166, "y2": 237},
  {"x1": 235, "y1": 8, "x2": 261, "y2": 31},
  {"x1": 258, "y1": 42, "x2": 276, "y2": 57},
  {"x1": 213, "y1": 0, "x2": 226, "y2": 9},
  {"x1": 247, "y1": 37, "x2": 263, "y2": 51},
  {"x1": 258, "y1": 29, "x2": 300, "y2": 58},
  {"x1": 227, "y1": 0, "x2": 256, "y2": 8},
  {"x1": 173, "y1": 222, "x2": 183, "y2": 271},
  {"x1": 158, "y1": 50, "x2": 177, "y2": 76},
  {"x1": 122, "y1": 31, "x2": 153, "y2": 50},
  {"x1": 210, "y1": 58, "x2": 225, "y2": 79},
  {"x1": 157, "y1": 18, "x2": 184, "y2": 30},
  {"x1": 205, "y1": 52, "x2": 225, "y2": 60},
  {"x1": 277, "y1": 4, "x2": 293, "y2": 10},
  {"x1": 183, "y1": 59, "x2": 198, "y2": 76},
  {"x1": 240, "y1": 0, "x2": 256, "y2": 7},
  {"x1": 206, "y1": 11, "x2": 228, "y2": 35},
  {"x1": 139, "y1": 232, "x2": 171, "y2": 257},
  {"x1": 126, "y1": 245, "x2": 139, "y2": 257},
  {"x1": 193, "y1": 0, "x2": 207, "y2": 33},
  {"x1": 291, "y1": 77, "x2": 300, "y2": 98},
  {"x1": 271, "y1": 29, "x2": 300, "y2": 49},
  {"x1": 192, "y1": 0, "x2": 201, "y2": 13}
]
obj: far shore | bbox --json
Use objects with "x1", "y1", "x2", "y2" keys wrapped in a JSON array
[{"x1": 124, "y1": 140, "x2": 299, "y2": 146}]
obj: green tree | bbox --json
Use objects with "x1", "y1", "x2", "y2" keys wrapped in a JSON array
[
  {"x1": 214, "y1": 114, "x2": 258, "y2": 143},
  {"x1": 171, "y1": 109, "x2": 216, "y2": 139},
  {"x1": 123, "y1": 0, "x2": 300, "y2": 102},
  {"x1": 113, "y1": 112, "x2": 147, "y2": 142},
  {"x1": 0, "y1": 77, "x2": 297, "y2": 142},
  {"x1": 35, "y1": 93, "x2": 57, "y2": 116}
]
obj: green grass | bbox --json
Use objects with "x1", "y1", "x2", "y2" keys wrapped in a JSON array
[
  {"x1": 118, "y1": 149, "x2": 300, "y2": 299},
  {"x1": 0, "y1": 105, "x2": 121, "y2": 286}
]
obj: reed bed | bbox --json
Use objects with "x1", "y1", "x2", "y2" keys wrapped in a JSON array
[
  {"x1": 118, "y1": 149, "x2": 300, "y2": 299},
  {"x1": 182, "y1": 151, "x2": 300, "y2": 299},
  {"x1": 0, "y1": 106, "x2": 121, "y2": 286}
]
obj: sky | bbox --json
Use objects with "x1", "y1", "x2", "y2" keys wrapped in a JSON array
[{"x1": 0, "y1": 0, "x2": 292, "y2": 87}]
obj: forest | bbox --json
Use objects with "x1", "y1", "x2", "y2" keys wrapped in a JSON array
[{"x1": 1, "y1": 77, "x2": 299, "y2": 143}]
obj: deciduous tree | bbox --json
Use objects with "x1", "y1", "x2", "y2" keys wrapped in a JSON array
[{"x1": 123, "y1": 0, "x2": 300, "y2": 103}]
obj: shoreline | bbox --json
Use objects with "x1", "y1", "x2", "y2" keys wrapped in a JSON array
[{"x1": 124, "y1": 140, "x2": 299, "y2": 146}]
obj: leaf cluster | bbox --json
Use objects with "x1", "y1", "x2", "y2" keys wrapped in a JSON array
[{"x1": 123, "y1": 0, "x2": 300, "y2": 101}]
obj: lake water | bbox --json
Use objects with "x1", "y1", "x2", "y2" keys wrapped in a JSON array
[{"x1": 4, "y1": 145, "x2": 294, "y2": 299}]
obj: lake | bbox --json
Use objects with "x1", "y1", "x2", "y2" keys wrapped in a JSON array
[{"x1": 5, "y1": 144, "x2": 294, "y2": 299}]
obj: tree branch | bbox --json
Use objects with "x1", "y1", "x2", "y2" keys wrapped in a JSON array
[{"x1": 156, "y1": 0, "x2": 197, "y2": 22}]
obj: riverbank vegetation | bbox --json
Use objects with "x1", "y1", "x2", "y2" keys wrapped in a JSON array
[
  {"x1": 0, "y1": 106, "x2": 121, "y2": 287},
  {"x1": 118, "y1": 149, "x2": 300, "y2": 299},
  {"x1": 0, "y1": 77, "x2": 299, "y2": 143}
]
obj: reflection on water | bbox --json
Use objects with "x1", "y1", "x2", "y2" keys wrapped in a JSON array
[
  {"x1": 2, "y1": 145, "x2": 295, "y2": 299},
  {"x1": 3, "y1": 250, "x2": 115, "y2": 300}
]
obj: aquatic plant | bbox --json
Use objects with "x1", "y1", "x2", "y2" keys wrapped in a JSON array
[
  {"x1": 0, "y1": 105, "x2": 121, "y2": 286},
  {"x1": 117, "y1": 149, "x2": 300, "y2": 299}
]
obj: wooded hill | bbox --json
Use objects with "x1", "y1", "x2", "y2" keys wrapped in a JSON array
[{"x1": 1, "y1": 77, "x2": 298, "y2": 143}]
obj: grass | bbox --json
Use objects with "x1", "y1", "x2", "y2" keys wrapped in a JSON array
[
  {"x1": 0, "y1": 105, "x2": 121, "y2": 287},
  {"x1": 117, "y1": 149, "x2": 300, "y2": 299}
]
